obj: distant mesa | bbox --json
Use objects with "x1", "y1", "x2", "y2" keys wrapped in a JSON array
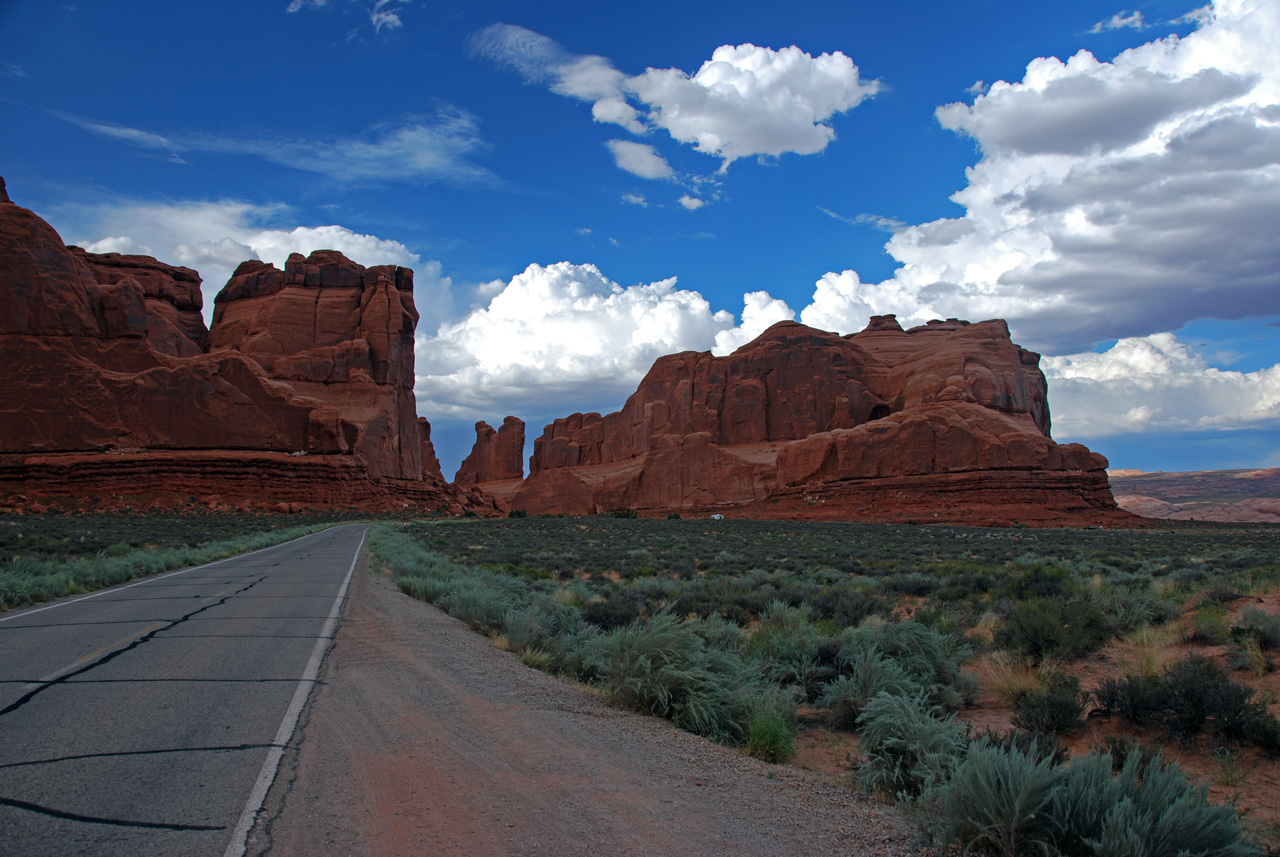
[
  {"x1": 0, "y1": 179, "x2": 490, "y2": 514},
  {"x1": 1109, "y1": 468, "x2": 1280, "y2": 524}
]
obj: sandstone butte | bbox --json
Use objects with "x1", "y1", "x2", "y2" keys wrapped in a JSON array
[
  {"x1": 511, "y1": 317, "x2": 1135, "y2": 526},
  {"x1": 0, "y1": 177, "x2": 487, "y2": 514},
  {"x1": 455, "y1": 415, "x2": 526, "y2": 490}
]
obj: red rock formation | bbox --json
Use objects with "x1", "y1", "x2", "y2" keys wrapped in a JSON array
[
  {"x1": 210, "y1": 251, "x2": 426, "y2": 481},
  {"x1": 0, "y1": 180, "x2": 479, "y2": 514},
  {"x1": 513, "y1": 318, "x2": 1131, "y2": 526},
  {"x1": 455, "y1": 416, "x2": 526, "y2": 485}
]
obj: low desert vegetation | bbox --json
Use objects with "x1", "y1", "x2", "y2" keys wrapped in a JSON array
[
  {"x1": 0, "y1": 511, "x2": 353, "y2": 609},
  {"x1": 376, "y1": 515, "x2": 1280, "y2": 854}
]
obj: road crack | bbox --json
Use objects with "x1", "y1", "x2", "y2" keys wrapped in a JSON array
[
  {"x1": 0, "y1": 796, "x2": 225, "y2": 831},
  {"x1": 0, "y1": 574, "x2": 270, "y2": 718}
]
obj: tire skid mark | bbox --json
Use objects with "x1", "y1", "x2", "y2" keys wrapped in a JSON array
[
  {"x1": 0, "y1": 574, "x2": 270, "y2": 718},
  {"x1": 0, "y1": 743, "x2": 276, "y2": 770},
  {"x1": 0, "y1": 796, "x2": 225, "y2": 831}
]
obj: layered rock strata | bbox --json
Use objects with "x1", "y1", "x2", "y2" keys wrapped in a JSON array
[
  {"x1": 0, "y1": 180, "x2": 481, "y2": 513},
  {"x1": 512, "y1": 318, "x2": 1132, "y2": 525}
]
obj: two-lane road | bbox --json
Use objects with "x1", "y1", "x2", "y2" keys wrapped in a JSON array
[{"x1": 0, "y1": 523, "x2": 368, "y2": 857}]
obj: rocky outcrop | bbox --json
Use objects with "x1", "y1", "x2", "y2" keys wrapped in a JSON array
[
  {"x1": 210, "y1": 251, "x2": 426, "y2": 481},
  {"x1": 0, "y1": 180, "x2": 480, "y2": 514},
  {"x1": 513, "y1": 318, "x2": 1131, "y2": 525},
  {"x1": 455, "y1": 416, "x2": 525, "y2": 485}
]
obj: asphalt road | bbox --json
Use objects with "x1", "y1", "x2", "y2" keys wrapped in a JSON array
[{"x1": 0, "y1": 523, "x2": 368, "y2": 857}]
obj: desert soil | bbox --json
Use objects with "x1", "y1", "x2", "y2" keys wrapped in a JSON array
[{"x1": 247, "y1": 553, "x2": 919, "y2": 857}]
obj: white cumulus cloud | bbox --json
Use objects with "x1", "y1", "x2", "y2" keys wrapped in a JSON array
[
  {"x1": 414, "y1": 262, "x2": 788, "y2": 421},
  {"x1": 473, "y1": 26, "x2": 879, "y2": 172},
  {"x1": 803, "y1": 0, "x2": 1280, "y2": 356},
  {"x1": 626, "y1": 43, "x2": 880, "y2": 168},
  {"x1": 678, "y1": 195, "x2": 705, "y2": 210},
  {"x1": 1044, "y1": 333, "x2": 1280, "y2": 436}
]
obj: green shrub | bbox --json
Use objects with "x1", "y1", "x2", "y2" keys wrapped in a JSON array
[
  {"x1": 1159, "y1": 654, "x2": 1251, "y2": 741},
  {"x1": 745, "y1": 621, "x2": 836, "y2": 702},
  {"x1": 929, "y1": 744, "x2": 1256, "y2": 857},
  {"x1": 840, "y1": 620, "x2": 969, "y2": 712},
  {"x1": 584, "y1": 612, "x2": 756, "y2": 743},
  {"x1": 1093, "y1": 655, "x2": 1280, "y2": 752},
  {"x1": 746, "y1": 708, "x2": 795, "y2": 763},
  {"x1": 1051, "y1": 750, "x2": 1256, "y2": 857},
  {"x1": 817, "y1": 645, "x2": 918, "y2": 729},
  {"x1": 927, "y1": 737, "x2": 1064, "y2": 856},
  {"x1": 441, "y1": 578, "x2": 515, "y2": 632},
  {"x1": 1234, "y1": 606, "x2": 1280, "y2": 650},
  {"x1": 856, "y1": 690, "x2": 967, "y2": 801},
  {"x1": 1190, "y1": 602, "x2": 1232, "y2": 645},
  {"x1": 1011, "y1": 671, "x2": 1087, "y2": 736},
  {"x1": 998, "y1": 598, "x2": 1112, "y2": 663}
]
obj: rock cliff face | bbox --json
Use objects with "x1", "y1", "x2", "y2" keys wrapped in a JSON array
[
  {"x1": 0, "y1": 180, "x2": 481, "y2": 513},
  {"x1": 455, "y1": 416, "x2": 525, "y2": 485},
  {"x1": 513, "y1": 318, "x2": 1131, "y2": 526}
]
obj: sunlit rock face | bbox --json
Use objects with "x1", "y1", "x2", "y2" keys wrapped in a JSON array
[
  {"x1": 0, "y1": 179, "x2": 482, "y2": 513},
  {"x1": 514, "y1": 317, "x2": 1128, "y2": 526}
]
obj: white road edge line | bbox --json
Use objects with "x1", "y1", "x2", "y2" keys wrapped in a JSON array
[
  {"x1": 222, "y1": 525, "x2": 367, "y2": 857},
  {"x1": 0, "y1": 527, "x2": 338, "y2": 625}
]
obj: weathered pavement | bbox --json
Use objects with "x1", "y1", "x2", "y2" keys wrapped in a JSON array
[{"x1": 0, "y1": 524, "x2": 367, "y2": 857}]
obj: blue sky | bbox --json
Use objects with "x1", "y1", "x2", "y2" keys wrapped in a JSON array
[{"x1": 2, "y1": 0, "x2": 1278, "y2": 477}]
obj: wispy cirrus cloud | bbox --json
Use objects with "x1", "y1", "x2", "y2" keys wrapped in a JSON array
[
  {"x1": 285, "y1": 0, "x2": 410, "y2": 33},
  {"x1": 46, "y1": 107, "x2": 499, "y2": 187},
  {"x1": 819, "y1": 207, "x2": 905, "y2": 231},
  {"x1": 1088, "y1": 10, "x2": 1146, "y2": 33}
]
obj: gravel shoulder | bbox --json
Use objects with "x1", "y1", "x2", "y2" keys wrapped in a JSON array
[{"x1": 248, "y1": 553, "x2": 921, "y2": 857}]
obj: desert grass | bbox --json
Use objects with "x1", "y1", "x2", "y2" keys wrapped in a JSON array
[
  {"x1": 977, "y1": 651, "x2": 1045, "y2": 706},
  {"x1": 1123, "y1": 621, "x2": 1181, "y2": 678}
]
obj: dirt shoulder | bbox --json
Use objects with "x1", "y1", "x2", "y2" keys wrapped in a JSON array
[{"x1": 247, "y1": 554, "x2": 919, "y2": 857}]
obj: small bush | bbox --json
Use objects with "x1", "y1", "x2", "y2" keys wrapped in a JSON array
[
  {"x1": 1051, "y1": 750, "x2": 1256, "y2": 857},
  {"x1": 979, "y1": 651, "x2": 1043, "y2": 707},
  {"x1": 1093, "y1": 654, "x2": 1280, "y2": 752},
  {"x1": 746, "y1": 709, "x2": 795, "y2": 763},
  {"x1": 840, "y1": 620, "x2": 969, "y2": 712},
  {"x1": 856, "y1": 690, "x2": 967, "y2": 801},
  {"x1": 1234, "y1": 606, "x2": 1280, "y2": 650},
  {"x1": 746, "y1": 620, "x2": 837, "y2": 702},
  {"x1": 817, "y1": 647, "x2": 917, "y2": 729},
  {"x1": 926, "y1": 737, "x2": 1064, "y2": 856},
  {"x1": 1189, "y1": 602, "x2": 1232, "y2": 645},
  {"x1": 997, "y1": 598, "x2": 1112, "y2": 663},
  {"x1": 1011, "y1": 671, "x2": 1086, "y2": 736},
  {"x1": 584, "y1": 612, "x2": 755, "y2": 743}
]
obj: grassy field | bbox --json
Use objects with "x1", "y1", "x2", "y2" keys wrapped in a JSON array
[
  {"x1": 0, "y1": 511, "x2": 361, "y2": 610},
  {"x1": 378, "y1": 516, "x2": 1280, "y2": 855}
]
